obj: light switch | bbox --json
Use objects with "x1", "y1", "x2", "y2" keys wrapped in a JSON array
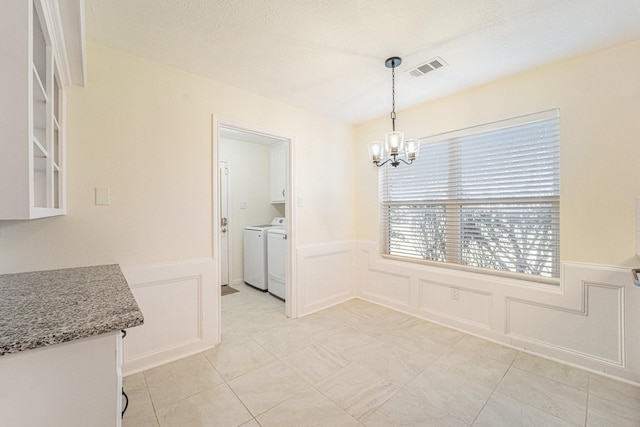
[
  {"x1": 95, "y1": 187, "x2": 110, "y2": 205},
  {"x1": 297, "y1": 196, "x2": 304, "y2": 207},
  {"x1": 239, "y1": 201, "x2": 247, "y2": 209}
]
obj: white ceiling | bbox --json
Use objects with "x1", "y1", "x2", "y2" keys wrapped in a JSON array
[{"x1": 85, "y1": 0, "x2": 640, "y2": 124}]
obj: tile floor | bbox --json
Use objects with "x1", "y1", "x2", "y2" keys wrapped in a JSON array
[{"x1": 123, "y1": 283, "x2": 640, "y2": 427}]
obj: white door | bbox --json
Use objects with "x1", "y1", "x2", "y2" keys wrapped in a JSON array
[{"x1": 219, "y1": 161, "x2": 230, "y2": 286}]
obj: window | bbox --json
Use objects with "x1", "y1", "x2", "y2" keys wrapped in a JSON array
[{"x1": 381, "y1": 109, "x2": 560, "y2": 280}]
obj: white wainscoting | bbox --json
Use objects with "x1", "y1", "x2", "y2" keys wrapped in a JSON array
[
  {"x1": 357, "y1": 241, "x2": 640, "y2": 385},
  {"x1": 121, "y1": 258, "x2": 218, "y2": 375},
  {"x1": 296, "y1": 240, "x2": 356, "y2": 317}
]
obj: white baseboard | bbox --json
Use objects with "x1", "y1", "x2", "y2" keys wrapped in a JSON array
[
  {"x1": 230, "y1": 278, "x2": 244, "y2": 287},
  {"x1": 121, "y1": 258, "x2": 218, "y2": 375}
]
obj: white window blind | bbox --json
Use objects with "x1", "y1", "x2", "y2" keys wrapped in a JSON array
[{"x1": 381, "y1": 109, "x2": 560, "y2": 279}]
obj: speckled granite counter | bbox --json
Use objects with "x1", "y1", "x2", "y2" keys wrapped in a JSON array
[{"x1": 0, "y1": 264, "x2": 144, "y2": 356}]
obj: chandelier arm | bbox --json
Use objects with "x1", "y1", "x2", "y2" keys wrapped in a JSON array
[{"x1": 374, "y1": 157, "x2": 393, "y2": 167}]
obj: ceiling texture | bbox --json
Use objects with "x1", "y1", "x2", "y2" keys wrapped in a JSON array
[{"x1": 86, "y1": 0, "x2": 640, "y2": 124}]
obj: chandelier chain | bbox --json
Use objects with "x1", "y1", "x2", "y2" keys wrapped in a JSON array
[{"x1": 391, "y1": 62, "x2": 396, "y2": 131}]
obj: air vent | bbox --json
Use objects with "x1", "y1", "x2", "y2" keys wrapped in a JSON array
[{"x1": 407, "y1": 57, "x2": 447, "y2": 78}]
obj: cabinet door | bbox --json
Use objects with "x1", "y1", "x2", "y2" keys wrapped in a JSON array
[
  {"x1": 0, "y1": 0, "x2": 66, "y2": 219},
  {"x1": 270, "y1": 141, "x2": 286, "y2": 203},
  {"x1": 32, "y1": 0, "x2": 66, "y2": 217},
  {"x1": 0, "y1": 334, "x2": 120, "y2": 426}
]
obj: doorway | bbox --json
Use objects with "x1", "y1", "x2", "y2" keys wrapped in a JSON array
[{"x1": 213, "y1": 117, "x2": 295, "y2": 319}]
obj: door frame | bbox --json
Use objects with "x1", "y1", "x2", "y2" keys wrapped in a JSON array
[{"x1": 212, "y1": 115, "x2": 297, "y2": 320}]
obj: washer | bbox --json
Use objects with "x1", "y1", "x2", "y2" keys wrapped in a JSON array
[
  {"x1": 267, "y1": 228, "x2": 287, "y2": 300},
  {"x1": 243, "y1": 217, "x2": 284, "y2": 290}
]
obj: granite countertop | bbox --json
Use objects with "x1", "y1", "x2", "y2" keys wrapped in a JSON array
[{"x1": 0, "y1": 264, "x2": 144, "y2": 356}]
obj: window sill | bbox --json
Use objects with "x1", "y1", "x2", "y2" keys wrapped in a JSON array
[{"x1": 381, "y1": 253, "x2": 561, "y2": 287}]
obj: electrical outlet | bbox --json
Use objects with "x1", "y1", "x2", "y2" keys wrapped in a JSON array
[{"x1": 450, "y1": 288, "x2": 460, "y2": 300}]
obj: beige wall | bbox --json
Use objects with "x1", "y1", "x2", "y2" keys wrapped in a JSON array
[
  {"x1": 4, "y1": 38, "x2": 638, "y2": 274},
  {"x1": 219, "y1": 138, "x2": 284, "y2": 282},
  {"x1": 0, "y1": 42, "x2": 356, "y2": 274},
  {"x1": 356, "y1": 38, "x2": 640, "y2": 267}
]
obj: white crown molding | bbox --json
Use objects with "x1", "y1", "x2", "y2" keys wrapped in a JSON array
[{"x1": 42, "y1": 0, "x2": 86, "y2": 87}]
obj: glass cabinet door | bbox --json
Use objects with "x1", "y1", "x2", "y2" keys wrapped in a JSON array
[{"x1": 30, "y1": 0, "x2": 65, "y2": 214}]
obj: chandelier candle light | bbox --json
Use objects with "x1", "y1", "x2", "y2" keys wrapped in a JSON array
[{"x1": 368, "y1": 57, "x2": 420, "y2": 167}]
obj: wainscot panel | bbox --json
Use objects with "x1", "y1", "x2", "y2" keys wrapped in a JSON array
[
  {"x1": 507, "y1": 284, "x2": 623, "y2": 366},
  {"x1": 417, "y1": 279, "x2": 492, "y2": 329},
  {"x1": 121, "y1": 258, "x2": 218, "y2": 375},
  {"x1": 362, "y1": 268, "x2": 411, "y2": 308},
  {"x1": 296, "y1": 241, "x2": 356, "y2": 316},
  {"x1": 357, "y1": 241, "x2": 640, "y2": 385}
]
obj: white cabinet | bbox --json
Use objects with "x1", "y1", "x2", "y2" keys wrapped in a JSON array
[
  {"x1": 0, "y1": 333, "x2": 123, "y2": 427},
  {"x1": 270, "y1": 141, "x2": 286, "y2": 203},
  {"x1": 0, "y1": 1, "x2": 72, "y2": 219}
]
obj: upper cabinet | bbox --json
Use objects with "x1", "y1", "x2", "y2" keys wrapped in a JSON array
[
  {"x1": 270, "y1": 141, "x2": 286, "y2": 204},
  {"x1": 0, "y1": 1, "x2": 85, "y2": 220}
]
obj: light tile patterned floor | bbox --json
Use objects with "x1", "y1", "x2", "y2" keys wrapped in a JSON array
[{"x1": 123, "y1": 283, "x2": 640, "y2": 427}]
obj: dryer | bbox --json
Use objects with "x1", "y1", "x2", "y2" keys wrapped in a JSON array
[
  {"x1": 243, "y1": 217, "x2": 284, "y2": 290},
  {"x1": 267, "y1": 228, "x2": 287, "y2": 300}
]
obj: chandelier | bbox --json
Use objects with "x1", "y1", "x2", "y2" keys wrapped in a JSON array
[{"x1": 367, "y1": 57, "x2": 420, "y2": 167}]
